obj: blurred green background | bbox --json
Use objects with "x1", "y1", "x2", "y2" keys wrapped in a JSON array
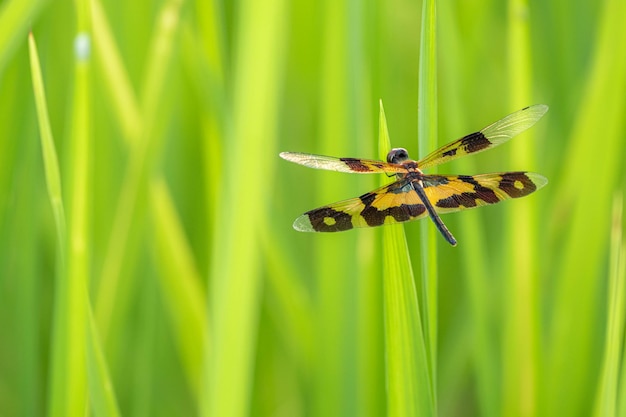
[{"x1": 0, "y1": 0, "x2": 625, "y2": 416}]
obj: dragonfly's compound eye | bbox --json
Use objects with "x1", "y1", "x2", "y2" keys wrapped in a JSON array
[{"x1": 386, "y1": 148, "x2": 409, "y2": 164}]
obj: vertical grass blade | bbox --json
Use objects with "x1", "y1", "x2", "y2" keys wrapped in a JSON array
[
  {"x1": 437, "y1": 5, "x2": 499, "y2": 414},
  {"x1": 259, "y1": 223, "x2": 315, "y2": 373},
  {"x1": 151, "y1": 178, "x2": 208, "y2": 399},
  {"x1": 593, "y1": 193, "x2": 625, "y2": 417},
  {"x1": 546, "y1": 0, "x2": 626, "y2": 413},
  {"x1": 314, "y1": 1, "x2": 368, "y2": 415},
  {"x1": 96, "y1": 0, "x2": 183, "y2": 337},
  {"x1": 194, "y1": 0, "x2": 226, "y2": 84},
  {"x1": 417, "y1": 0, "x2": 439, "y2": 397},
  {"x1": 203, "y1": 0, "x2": 287, "y2": 416},
  {"x1": 91, "y1": 0, "x2": 141, "y2": 144},
  {"x1": 180, "y1": 11, "x2": 227, "y2": 268},
  {"x1": 61, "y1": 29, "x2": 91, "y2": 417},
  {"x1": 86, "y1": 300, "x2": 121, "y2": 417},
  {"x1": 92, "y1": 5, "x2": 212, "y2": 406},
  {"x1": 379, "y1": 101, "x2": 435, "y2": 417},
  {"x1": 504, "y1": 0, "x2": 540, "y2": 415},
  {"x1": 618, "y1": 242, "x2": 626, "y2": 417},
  {"x1": 29, "y1": 33, "x2": 86, "y2": 417},
  {"x1": 28, "y1": 33, "x2": 66, "y2": 252},
  {"x1": 31, "y1": 29, "x2": 89, "y2": 417}
]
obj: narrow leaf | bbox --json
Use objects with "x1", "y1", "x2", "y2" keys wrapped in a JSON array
[{"x1": 379, "y1": 101, "x2": 435, "y2": 417}]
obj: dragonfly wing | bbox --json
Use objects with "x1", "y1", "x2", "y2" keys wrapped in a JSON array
[
  {"x1": 293, "y1": 179, "x2": 428, "y2": 232},
  {"x1": 292, "y1": 172, "x2": 547, "y2": 235},
  {"x1": 423, "y1": 172, "x2": 548, "y2": 214},
  {"x1": 280, "y1": 152, "x2": 405, "y2": 174},
  {"x1": 418, "y1": 104, "x2": 548, "y2": 170}
]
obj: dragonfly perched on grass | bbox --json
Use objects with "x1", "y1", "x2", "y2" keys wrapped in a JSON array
[{"x1": 280, "y1": 105, "x2": 548, "y2": 246}]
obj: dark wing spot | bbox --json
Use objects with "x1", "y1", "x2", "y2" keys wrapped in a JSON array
[
  {"x1": 457, "y1": 175, "x2": 475, "y2": 183},
  {"x1": 340, "y1": 158, "x2": 372, "y2": 172},
  {"x1": 442, "y1": 148, "x2": 457, "y2": 157},
  {"x1": 359, "y1": 190, "x2": 425, "y2": 226},
  {"x1": 306, "y1": 207, "x2": 354, "y2": 232},
  {"x1": 499, "y1": 172, "x2": 537, "y2": 198},
  {"x1": 435, "y1": 196, "x2": 459, "y2": 208},
  {"x1": 361, "y1": 203, "x2": 425, "y2": 226},
  {"x1": 360, "y1": 192, "x2": 377, "y2": 206},
  {"x1": 461, "y1": 132, "x2": 491, "y2": 153},
  {"x1": 436, "y1": 193, "x2": 479, "y2": 208}
]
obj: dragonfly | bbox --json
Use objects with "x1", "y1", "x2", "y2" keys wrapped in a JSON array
[{"x1": 279, "y1": 104, "x2": 548, "y2": 246}]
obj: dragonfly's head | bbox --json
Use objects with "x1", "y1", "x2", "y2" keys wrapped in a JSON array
[{"x1": 386, "y1": 148, "x2": 410, "y2": 164}]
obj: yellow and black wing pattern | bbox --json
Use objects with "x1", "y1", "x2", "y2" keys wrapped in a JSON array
[
  {"x1": 293, "y1": 179, "x2": 428, "y2": 232},
  {"x1": 423, "y1": 172, "x2": 547, "y2": 213},
  {"x1": 294, "y1": 171, "x2": 547, "y2": 232}
]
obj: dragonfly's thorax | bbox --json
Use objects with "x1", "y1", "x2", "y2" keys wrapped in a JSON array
[
  {"x1": 401, "y1": 160, "x2": 420, "y2": 172},
  {"x1": 395, "y1": 160, "x2": 422, "y2": 181}
]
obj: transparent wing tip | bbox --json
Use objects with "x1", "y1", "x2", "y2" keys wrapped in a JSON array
[
  {"x1": 525, "y1": 104, "x2": 549, "y2": 118},
  {"x1": 527, "y1": 172, "x2": 549, "y2": 190},
  {"x1": 293, "y1": 215, "x2": 314, "y2": 232}
]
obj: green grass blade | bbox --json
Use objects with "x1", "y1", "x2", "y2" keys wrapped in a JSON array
[
  {"x1": 546, "y1": 0, "x2": 626, "y2": 413},
  {"x1": 28, "y1": 33, "x2": 66, "y2": 252},
  {"x1": 60, "y1": 31, "x2": 91, "y2": 417},
  {"x1": 259, "y1": 223, "x2": 315, "y2": 372},
  {"x1": 92, "y1": 3, "x2": 209, "y2": 403},
  {"x1": 86, "y1": 300, "x2": 121, "y2": 417},
  {"x1": 30, "y1": 30, "x2": 89, "y2": 417},
  {"x1": 503, "y1": 0, "x2": 540, "y2": 414},
  {"x1": 417, "y1": 0, "x2": 438, "y2": 397},
  {"x1": 379, "y1": 101, "x2": 435, "y2": 417},
  {"x1": 194, "y1": 0, "x2": 226, "y2": 85},
  {"x1": 36, "y1": 20, "x2": 91, "y2": 415},
  {"x1": 437, "y1": 5, "x2": 499, "y2": 414},
  {"x1": 203, "y1": 0, "x2": 287, "y2": 416},
  {"x1": 312, "y1": 36, "x2": 374, "y2": 411},
  {"x1": 189, "y1": 0, "x2": 227, "y2": 269},
  {"x1": 312, "y1": 2, "x2": 372, "y2": 415},
  {"x1": 593, "y1": 193, "x2": 625, "y2": 417},
  {"x1": 96, "y1": 0, "x2": 183, "y2": 337},
  {"x1": 91, "y1": 0, "x2": 141, "y2": 144},
  {"x1": 150, "y1": 178, "x2": 208, "y2": 399},
  {"x1": 618, "y1": 243, "x2": 626, "y2": 417}
]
